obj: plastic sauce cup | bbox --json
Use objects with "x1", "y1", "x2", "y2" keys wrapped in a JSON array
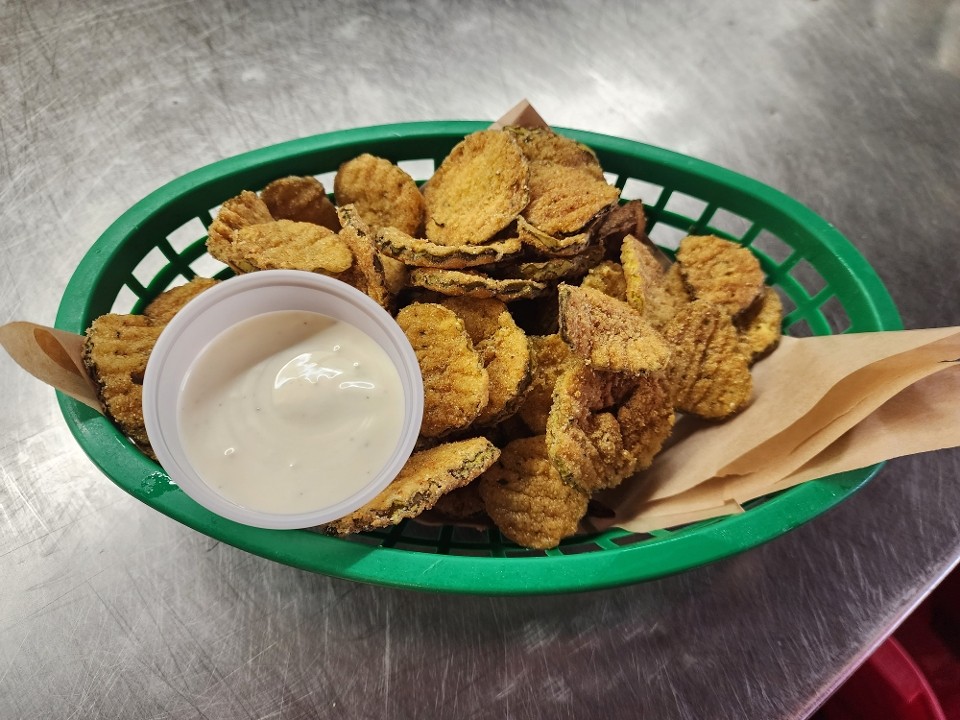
[{"x1": 142, "y1": 270, "x2": 424, "y2": 529}]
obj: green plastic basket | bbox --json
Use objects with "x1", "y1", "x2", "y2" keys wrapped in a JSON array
[{"x1": 56, "y1": 121, "x2": 902, "y2": 595}]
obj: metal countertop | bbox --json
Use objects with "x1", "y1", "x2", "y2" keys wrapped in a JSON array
[{"x1": 2, "y1": 1, "x2": 959, "y2": 718}]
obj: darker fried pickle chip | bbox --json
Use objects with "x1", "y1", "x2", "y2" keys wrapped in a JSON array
[
  {"x1": 376, "y1": 226, "x2": 522, "y2": 269},
  {"x1": 479, "y1": 435, "x2": 589, "y2": 549},
  {"x1": 737, "y1": 286, "x2": 783, "y2": 363},
  {"x1": 260, "y1": 175, "x2": 340, "y2": 231},
  {"x1": 517, "y1": 333, "x2": 573, "y2": 434},
  {"x1": 408, "y1": 268, "x2": 547, "y2": 302},
  {"x1": 396, "y1": 303, "x2": 489, "y2": 437},
  {"x1": 422, "y1": 129, "x2": 529, "y2": 246},
  {"x1": 431, "y1": 481, "x2": 487, "y2": 522},
  {"x1": 207, "y1": 191, "x2": 273, "y2": 267},
  {"x1": 676, "y1": 235, "x2": 765, "y2": 318},
  {"x1": 334, "y1": 154, "x2": 425, "y2": 236},
  {"x1": 558, "y1": 284, "x2": 671, "y2": 375},
  {"x1": 336, "y1": 205, "x2": 392, "y2": 309},
  {"x1": 441, "y1": 297, "x2": 532, "y2": 426},
  {"x1": 224, "y1": 220, "x2": 353, "y2": 275},
  {"x1": 663, "y1": 299, "x2": 753, "y2": 419},
  {"x1": 320, "y1": 437, "x2": 500, "y2": 535}
]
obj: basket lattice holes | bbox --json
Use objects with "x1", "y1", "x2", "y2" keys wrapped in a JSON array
[{"x1": 109, "y1": 157, "x2": 845, "y2": 560}]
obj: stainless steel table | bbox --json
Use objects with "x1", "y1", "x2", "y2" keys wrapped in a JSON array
[{"x1": 2, "y1": 1, "x2": 959, "y2": 717}]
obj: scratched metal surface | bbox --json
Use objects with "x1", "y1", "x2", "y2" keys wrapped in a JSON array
[{"x1": 2, "y1": 0, "x2": 959, "y2": 718}]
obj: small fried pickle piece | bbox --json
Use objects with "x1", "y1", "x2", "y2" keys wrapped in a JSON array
[
  {"x1": 82, "y1": 314, "x2": 164, "y2": 456},
  {"x1": 676, "y1": 235, "x2": 765, "y2": 318},
  {"x1": 143, "y1": 277, "x2": 218, "y2": 324},
  {"x1": 620, "y1": 235, "x2": 684, "y2": 330},
  {"x1": 336, "y1": 205, "x2": 392, "y2": 309},
  {"x1": 375, "y1": 226, "x2": 522, "y2": 269},
  {"x1": 396, "y1": 303, "x2": 489, "y2": 437},
  {"x1": 617, "y1": 372, "x2": 675, "y2": 473},
  {"x1": 737, "y1": 286, "x2": 783, "y2": 363},
  {"x1": 479, "y1": 435, "x2": 589, "y2": 549},
  {"x1": 260, "y1": 175, "x2": 340, "y2": 231},
  {"x1": 517, "y1": 216, "x2": 592, "y2": 257},
  {"x1": 422, "y1": 129, "x2": 529, "y2": 246},
  {"x1": 224, "y1": 220, "x2": 353, "y2": 275},
  {"x1": 545, "y1": 360, "x2": 636, "y2": 493},
  {"x1": 334, "y1": 154, "x2": 425, "y2": 236},
  {"x1": 320, "y1": 437, "x2": 500, "y2": 535},
  {"x1": 408, "y1": 268, "x2": 547, "y2": 302},
  {"x1": 517, "y1": 334, "x2": 573, "y2": 434},
  {"x1": 206, "y1": 191, "x2": 273, "y2": 267},
  {"x1": 558, "y1": 284, "x2": 672, "y2": 375},
  {"x1": 441, "y1": 297, "x2": 532, "y2": 426},
  {"x1": 580, "y1": 260, "x2": 627, "y2": 301},
  {"x1": 663, "y1": 299, "x2": 753, "y2": 419}
]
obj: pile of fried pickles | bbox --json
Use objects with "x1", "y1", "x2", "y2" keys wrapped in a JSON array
[{"x1": 82, "y1": 126, "x2": 783, "y2": 549}]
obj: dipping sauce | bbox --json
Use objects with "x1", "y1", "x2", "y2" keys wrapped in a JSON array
[{"x1": 178, "y1": 309, "x2": 405, "y2": 514}]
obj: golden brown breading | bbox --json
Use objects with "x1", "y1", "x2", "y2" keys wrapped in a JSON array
[
  {"x1": 661, "y1": 262, "x2": 692, "y2": 306},
  {"x1": 319, "y1": 437, "x2": 500, "y2": 535},
  {"x1": 143, "y1": 277, "x2": 218, "y2": 324},
  {"x1": 517, "y1": 217, "x2": 593, "y2": 257},
  {"x1": 521, "y1": 161, "x2": 620, "y2": 237},
  {"x1": 422, "y1": 129, "x2": 529, "y2": 246},
  {"x1": 517, "y1": 333, "x2": 573, "y2": 434},
  {"x1": 557, "y1": 284, "x2": 672, "y2": 375},
  {"x1": 336, "y1": 205, "x2": 392, "y2": 309},
  {"x1": 224, "y1": 220, "x2": 353, "y2": 275},
  {"x1": 737, "y1": 286, "x2": 783, "y2": 363},
  {"x1": 82, "y1": 314, "x2": 164, "y2": 456},
  {"x1": 616, "y1": 372, "x2": 675, "y2": 473},
  {"x1": 620, "y1": 235, "x2": 683, "y2": 330},
  {"x1": 441, "y1": 297, "x2": 532, "y2": 426},
  {"x1": 407, "y1": 268, "x2": 547, "y2": 302},
  {"x1": 663, "y1": 299, "x2": 753, "y2": 419},
  {"x1": 395, "y1": 303, "x2": 489, "y2": 437},
  {"x1": 206, "y1": 191, "x2": 273, "y2": 267},
  {"x1": 333, "y1": 154, "x2": 425, "y2": 235},
  {"x1": 479, "y1": 435, "x2": 589, "y2": 549},
  {"x1": 260, "y1": 175, "x2": 340, "y2": 231},
  {"x1": 545, "y1": 360, "x2": 636, "y2": 493},
  {"x1": 580, "y1": 260, "x2": 627, "y2": 300},
  {"x1": 504, "y1": 126, "x2": 605, "y2": 179},
  {"x1": 375, "y1": 226, "x2": 522, "y2": 269},
  {"x1": 676, "y1": 235, "x2": 765, "y2": 318}
]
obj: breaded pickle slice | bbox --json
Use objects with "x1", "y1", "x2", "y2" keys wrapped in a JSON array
[
  {"x1": 521, "y1": 161, "x2": 620, "y2": 237},
  {"x1": 620, "y1": 235, "x2": 683, "y2": 330},
  {"x1": 143, "y1": 277, "x2": 218, "y2": 324},
  {"x1": 225, "y1": 220, "x2": 353, "y2": 275},
  {"x1": 336, "y1": 205, "x2": 392, "y2": 309},
  {"x1": 663, "y1": 299, "x2": 753, "y2": 419},
  {"x1": 580, "y1": 260, "x2": 627, "y2": 301},
  {"x1": 617, "y1": 371, "x2": 675, "y2": 473},
  {"x1": 441, "y1": 297, "x2": 532, "y2": 426},
  {"x1": 676, "y1": 235, "x2": 765, "y2": 318},
  {"x1": 504, "y1": 126, "x2": 605, "y2": 179},
  {"x1": 334, "y1": 154, "x2": 425, "y2": 236},
  {"x1": 558, "y1": 284, "x2": 672, "y2": 375},
  {"x1": 408, "y1": 268, "x2": 547, "y2": 302},
  {"x1": 396, "y1": 303, "x2": 489, "y2": 438},
  {"x1": 206, "y1": 191, "x2": 273, "y2": 267},
  {"x1": 320, "y1": 437, "x2": 500, "y2": 535},
  {"x1": 479, "y1": 435, "x2": 589, "y2": 549},
  {"x1": 737, "y1": 286, "x2": 783, "y2": 363},
  {"x1": 376, "y1": 226, "x2": 522, "y2": 269},
  {"x1": 260, "y1": 175, "x2": 340, "y2": 231},
  {"x1": 422, "y1": 129, "x2": 529, "y2": 246},
  {"x1": 517, "y1": 216, "x2": 592, "y2": 257},
  {"x1": 496, "y1": 247, "x2": 600, "y2": 283},
  {"x1": 517, "y1": 333, "x2": 573, "y2": 435}
]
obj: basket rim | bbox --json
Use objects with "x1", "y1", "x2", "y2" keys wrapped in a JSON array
[{"x1": 55, "y1": 120, "x2": 903, "y2": 595}]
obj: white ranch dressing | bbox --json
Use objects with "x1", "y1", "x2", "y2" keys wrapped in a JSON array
[{"x1": 178, "y1": 310, "x2": 405, "y2": 514}]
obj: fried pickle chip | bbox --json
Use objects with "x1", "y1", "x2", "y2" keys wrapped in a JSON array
[
  {"x1": 224, "y1": 220, "x2": 353, "y2": 275},
  {"x1": 479, "y1": 435, "x2": 589, "y2": 549},
  {"x1": 504, "y1": 126, "x2": 605, "y2": 179},
  {"x1": 579, "y1": 260, "x2": 627, "y2": 300},
  {"x1": 663, "y1": 299, "x2": 753, "y2": 419},
  {"x1": 676, "y1": 235, "x2": 765, "y2": 318},
  {"x1": 408, "y1": 268, "x2": 547, "y2": 302},
  {"x1": 396, "y1": 303, "x2": 489, "y2": 437},
  {"x1": 591, "y1": 200, "x2": 670, "y2": 267},
  {"x1": 422, "y1": 129, "x2": 529, "y2": 246},
  {"x1": 441, "y1": 297, "x2": 532, "y2": 426},
  {"x1": 521, "y1": 161, "x2": 620, "y2": 237},
  {"x1": 616, "y1": 372, "x2": 675, "y2": 473},
  {"x1": 496, "y1": 247, "x2": 599, "y2": 283},
  {"x1": 517, "y1": 333, "x2": 573, "y2": 434},
  {"x1": 620, "y1": 235, "x2": 683, "y2": 330},
  {"x1": 143, "y1": 277, "x2": 218, "y2": 324},
  {"x1": 375, "y1": 226, "x2": 522, "y2": 269},
  {"x1": 206, "y1": 191, "x2": 273, "y2": 267},
  {"x1": 431, "y1": 481, "x2": 487, "y2": 522},
  {"x1": 737, "y1": 286, "x2": 783, "y2": 363},
  {"x1": 319, "y1": 437, "x2": 500, "y2": 535},
  {"x1": 260, "y1": 175, "x2": 340, "y2": 231},
  {"x1": 545, "y1": 360, "x2": 636, "y2": 493},
  {"x1": 557, "y1": 284, "x2": 672, "y2": 375},
  {"x1": 336, "y1": 205, "x2": 392, "y2": 309},
  {"x1": 334, "y1": 154, "x2": 425, "y2": 236},
  {"x1": 517, "y1": 216, "x2": 592, "y2": 257}
]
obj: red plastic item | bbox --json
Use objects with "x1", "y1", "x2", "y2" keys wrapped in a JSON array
[{"x1": 815, "y1": 637, "x2": 946, "y2": 720}]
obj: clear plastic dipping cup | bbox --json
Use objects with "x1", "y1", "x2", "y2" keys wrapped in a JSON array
[{"x1": 142, "y1": 270, "x2": 424, "y2": 529}]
